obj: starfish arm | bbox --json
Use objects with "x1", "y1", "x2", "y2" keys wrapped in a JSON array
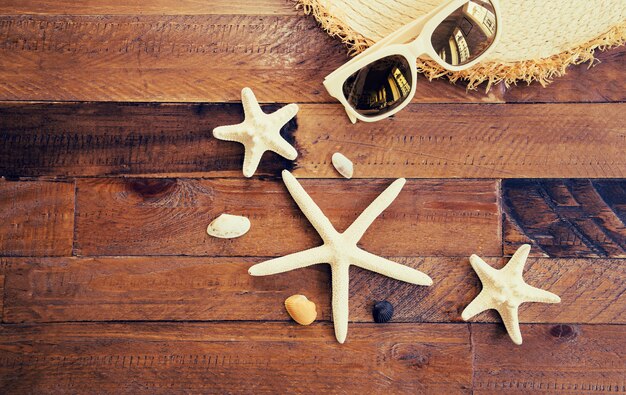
[
  {"x1": 241, "y1": 144, "x2": 265, "y2": 178},
  {"x1": 212, "y1": 124, "x2": 247, "y2": 143},
  {"x1": 331, "y1": 263, "x2": 350, "y2": 344},
  {"x1": 503, "y1": 244, "x2": 531, "y2": 277},
  {"x1": 461, "y1": 291, "x2": 492, "y2": 320},
  {"x1": 343, "y1": 178, "x2": 406, "y2": 243},
  {"x1": 520, "y1": 283, "x2": 561, "y2": 304},
  {"x1": 241, "y1": 87, "x2": 265, "y2": 119},
  {"x1": 267, "y1": 134, "x2": 298, "y2": 161},
  {"x1": 351, "y1": 249, "x2": 432, "y2": 286},
  {"x1": 469, "y1": 254, "x2": 501, "y2": 285},
  {"x1": 281, "y1": 170, "x2": 337, "y2": 240},
  {"x1": 248, "y1": 245, "x2": 331, "y2": 276},
  {"x1": 270, "y1": 103, "x2": 299, "y2": 127},
  {"x1": 497, "y1": 304, "x2": 523, "y2": 345}
]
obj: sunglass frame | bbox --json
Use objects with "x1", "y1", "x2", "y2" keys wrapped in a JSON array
[{"x1": 323, "y1": 0, "x2": 501, "y2": 123}]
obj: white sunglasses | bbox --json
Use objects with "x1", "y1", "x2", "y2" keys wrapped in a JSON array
[{"x1": 323, "y1": 0, "x2": 501, "y2": 123}]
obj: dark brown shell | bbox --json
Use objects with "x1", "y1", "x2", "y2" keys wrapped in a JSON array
[{"x1": 372, "y1": 301, "x2": 394, "y2": 323}]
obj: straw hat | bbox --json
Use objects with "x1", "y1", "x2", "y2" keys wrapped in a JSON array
[{"x1": 297, "y1": 0, "x2": 626, "y2": 89}]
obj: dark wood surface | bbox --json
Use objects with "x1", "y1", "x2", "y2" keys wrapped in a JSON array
[
  {"x1": 2, "y1": 256, "x2": 624, "y2": 324},
  {"x1": 0, "y1": 0, "x2": 625, "y2": 393},
  {"x1": 2, "y1": 103, "x2": 624, "y2": 179},
  {"x1": 73, "y1": 178, "x2": 500, "y2": 256}
]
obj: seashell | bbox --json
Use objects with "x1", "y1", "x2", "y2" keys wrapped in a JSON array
[
  {"x1": 332, "y1": 152, "x2": 354, "y2": 179},
  {"x1": 372, "y1": 300, "x2": 394, "y2": 323},
  {"x1": 284, "y1": 294, "x2": 317, "y2": 325},
  {"x1": 206, "y1": 214, "x2": 250, "y2": 239}
]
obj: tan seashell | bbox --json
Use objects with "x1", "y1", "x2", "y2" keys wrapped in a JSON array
[
  {"x1": 284, "y1": 294, "x2": 317, "y2": 325},
  {"x1": 332, "y1": 152, "x2": 353, "y2": 179},
  {"x1": 206, "y1": 214, "x2": 250, "y2": 239}
]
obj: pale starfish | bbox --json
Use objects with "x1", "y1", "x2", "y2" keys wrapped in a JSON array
[
  {"x1": 461, "y1": 244, "x2": 561, "y2": 345},
  {"x1": 249, "y1": 170, "x2": 433, "y2": 343},
  {"x1": 213, "y1": 87, "x2": 298, "y2": 177}
]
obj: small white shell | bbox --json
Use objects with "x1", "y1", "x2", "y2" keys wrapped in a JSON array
[
  {"x1": 332, "y1": 152, "x2": 353, "y2": 179},
  {"x1": 206, "y1": 214, "x2": 250, "y2": 239}
]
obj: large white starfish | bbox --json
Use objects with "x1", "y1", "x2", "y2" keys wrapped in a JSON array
[
  {"x1": 213, "y1": 87, "x2": 298, "y2": 177},
  {"x1": 461, "y1": 244, "x2": 561, "y2": 345},
  {"x1": 249, "y1": 170, "x2": 432, "y2": 343}
]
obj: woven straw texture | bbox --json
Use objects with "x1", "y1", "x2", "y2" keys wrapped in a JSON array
[{"x1": 297, "y1": 0, "x2": 626, "y2": 89}]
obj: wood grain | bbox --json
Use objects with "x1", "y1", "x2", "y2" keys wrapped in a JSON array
[
  {"x1": 0, "y1": 322, "x2": 473, "y2": 394},
  {"x1": 74, "y1": 178, "x2": 500, "y2": 257},
  {"x1": 504, "y1": 46, "x2": 626, "y2": 103},
  {"x1": 503, "y1": 179, "x2": 626, "y2": 258},
  {"x1": 294, "y1": 103, "x2": 626, "y2": 179},
  {"x1": 0, "y1": 180, "x2": 74, "y2": 257},
  {"x1": 472, "y1": 324, "x2": 626, "y2": 393},
  {"x1": 2, "y1": 256, "x2": 623, "y2": 324},
  {"x1": 0, "y1": 15, "x2": 501, "y2": 103},
  {"x1": 0, "y1": 0, "x2": 624, "y2": 391},
  {"x1": 0, "y1": 102, "x2": 294, "y2": 178},
  {"x1": 2, "y1": 102, "x2": 624, "y2": 179},
  {"x1": 0, "y1": 261, "x2": 5, "y2": 322},
  {"x1": 0, "y1": 0, "x2": 298, "y2": 15}
]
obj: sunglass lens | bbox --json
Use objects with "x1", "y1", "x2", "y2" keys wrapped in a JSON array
[
  {"x1": 431, "y1": 0, "x2": 497, "y2": 66},
  {"x1": 342, "y1": 55, "x2": 413, "y2": 117}
]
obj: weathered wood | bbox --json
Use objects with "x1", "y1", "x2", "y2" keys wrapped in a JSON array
[
  {"x1": 0, "y1": 180, "x2": 74, "y2": 256},
  {"x1": 294, "y1": 103, "x2": 626, "y2": 178},
  {"x1": 2, "y1": 256, "x2": 623, "y2": 324},
  {"x1": 0, "y1": 102, "x2": 294, "y2": 178},
  {"x1": 74, "y1": 178, "x2": 499, "y2": 256},
  {"x1": 0, "y1": 15, "x2": 501, "y2": 103},
  {"x1": 472, "y1": 324, "x2": 626, "y2": 393},
  {"x1": 0, "y1": 322, "x2": 473, "y2": 394},
  {"x1": 504, "y1": 46, "x2": 626, "y2": 103},
  {"x1": 2, "y1": 102, "x2": 624, "y2": 179},
  {"x1": 0, "y1": 262, "x2": 5, "y2": 322},
  {"x1": 0, "y1": 0, "x2": 298, "y2": 15},
  {"x1": 503, "y1": 179, "x2": 626, "y2": 258}
]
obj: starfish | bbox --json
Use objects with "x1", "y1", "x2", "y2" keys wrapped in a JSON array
[
  {"x1": 461, "y1": 244, "x2": 561, "y2": 345},
  {"x1": 213, "y1": 87, "x2": 298, "y2": 178},
  {"x1": 249, "y1": 170, "x2": 432, "y2": 343}
]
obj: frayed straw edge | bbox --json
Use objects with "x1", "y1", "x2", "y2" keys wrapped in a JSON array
[
  {"x1": 296, "y1": 0, "x2": 626, "y2": 91},
  {"x1": 417, "y1": 22, "x2": 626, "y2": 91},
  {"x1": 296, "y1": 0, "x2": 375, "y2": 54}
]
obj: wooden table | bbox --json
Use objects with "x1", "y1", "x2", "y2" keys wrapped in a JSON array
[{"x1": 0, "y1": 1, "x2": 625, "y2": 393}]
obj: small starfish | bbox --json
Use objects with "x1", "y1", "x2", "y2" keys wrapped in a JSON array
[
  {"x1": 249, "y1": 170, "x2": 432, "y2": 343},
  {"x1": 461, "y1": 244, "x2": 561, "y2": 345},
  {"x1": 213, "y1": 87, "x2": 298, "y2": 177}
]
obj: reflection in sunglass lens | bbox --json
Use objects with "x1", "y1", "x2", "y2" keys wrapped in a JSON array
[
  {"x1": 431, "y1": 0, "x2": 497, "y2": 66},
  {"x1": 342, "y1": 55, "x2": 412, "y2": 117}
]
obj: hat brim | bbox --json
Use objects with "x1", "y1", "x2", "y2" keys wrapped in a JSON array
[{"x1": 297, "y1": 0, "x2": 626, "y2": 89}]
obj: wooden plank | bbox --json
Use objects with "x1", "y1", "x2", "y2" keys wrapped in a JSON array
[
  {"x1": 472, "y1": 324, "x2": 626, "y2": 393},
  {"x1": 2, "y1": 256, "x2": 623, "y2": 324},
  {"x1": 0, "y1": 322, "x2": 473, "y2": 393},
  {"x1": 0, "y1": 179, "x2": 74, "y2": 256},
  {"x1": 2, "y1": 103, "x2": 624, "y2": 179},
  {"x1": 0, "y1": 15, "x2": 501, "y2": 103},
  {"x1": 0, "y1": 261, "x2": 5, "y2": 323},
  {"x1": 0, "y1": 0, "x2": 298, "y2": 15},
  {"x1": 503, "y1": 179, "x2": 626, "y2": 258},
  {"x1": 74, "y1": 178, "x2": 499, "y2": 256},
  {"x1": 504, "y1": 46, "x2": 626, "y2": 103},
  {"x1": 0, "y1": 102, "x2": 293, "y2": 178},
  {"x1": 294, "y1": 103, "x2": 626, "y2": 179}
]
